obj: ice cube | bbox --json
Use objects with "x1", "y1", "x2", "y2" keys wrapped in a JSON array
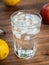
[
  {"x1": 12, "y1": 30, "x2": 21, "y2": 39},
  {"x1": 19, "y1": 14, "x2": 25, "y2": 20},
  {"x1": 25, "y1": 14, "x2": 40, "y2": 26},
  {"x1": 32, "y1": 15, "x2": 41, "y2": 24},
  {"x1": 32, "y1": 20, "x2": 39, "y2": 25},
  {"x1": 20, "y1": 30, "x2": 27, "y2": 34},
  {"x1": 27, "y1": 28, "x2": 40, "y2": 35},
  {"x1": 16, "y1": 33, "x2": 21, "y2": 39},
  {"x1": 13, "y1": 12, "x2": 25, "y2": 24},
  {"x1": 32, "y1": 28, "x2": 40, "y2": 35},
  {"x1": 12, "y1": 17, "x2": 18, "y2": 25},
  {"x1": 25, "y1": 19, "x2": 31, "y2": 26},
  {"x1": 26, "y1": 21, "x2": 30, "y2": 26},
  {"x1": 18, "y1": 20, "x2": 29, "y2": 27},
  {"x1": 17, "y1": 12, "x2": 25, "y2": 20},
  {"x1": 19, "y1": 26, "x2": 28, "y2": 35},
  {"x1": 26, "y1": 14, "x2": 33, "y2": 19},
  {"x1": 24, "y1": 36, "x2": 30, "y2": 40},
  {"x1": 22, "y1": 21, "x2": 30, "y2": 27}
]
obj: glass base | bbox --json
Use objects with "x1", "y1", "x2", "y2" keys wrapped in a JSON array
[{"x1": 14, "y1": 47, "x2": 36, "y2": 59}]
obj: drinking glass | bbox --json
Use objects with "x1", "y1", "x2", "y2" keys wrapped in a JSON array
[{"x1": 10, "y1": 10, "x2": 42, "y2": 59}]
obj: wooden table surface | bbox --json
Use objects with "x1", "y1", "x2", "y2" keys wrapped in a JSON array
[{"x1": 0, "y1": 0, "x2": 49, "y2": 65}]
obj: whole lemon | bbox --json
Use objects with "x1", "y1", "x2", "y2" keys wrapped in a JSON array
[
  {"x1": 3, "y1": 0, "x2": 20, "y2": 6},
  {"x1": 0, "y1": 39, "x2": 9, "y2": 60}
]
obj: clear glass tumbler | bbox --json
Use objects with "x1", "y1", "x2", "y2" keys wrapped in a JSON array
[{"x1": 10, "y1": 10, "x2": 42, "y2": 59}]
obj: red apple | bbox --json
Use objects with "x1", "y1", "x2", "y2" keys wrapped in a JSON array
[{"x1": 40, "y1": 3, "x2": 49, "y2": 24}]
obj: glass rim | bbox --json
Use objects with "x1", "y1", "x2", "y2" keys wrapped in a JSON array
[{"x1": 10, "y1": 9, "x2": 42, "y2": 26}]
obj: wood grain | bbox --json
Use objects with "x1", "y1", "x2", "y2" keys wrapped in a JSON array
[{"x1": 0, "y1": 0, "x2": 49, "y2": 65}]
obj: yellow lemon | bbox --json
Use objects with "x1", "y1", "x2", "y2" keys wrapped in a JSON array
[
  {"x1": 0, "y1": 39, "x2": 9, "y2": 60},
  {"x1": 3, "y1": 0, "x2": 20, "y2": 6}
]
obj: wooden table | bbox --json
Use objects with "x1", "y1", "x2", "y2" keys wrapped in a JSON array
[{"x1": 0, "y1": 0, "x2": 49, "y2": 65}]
